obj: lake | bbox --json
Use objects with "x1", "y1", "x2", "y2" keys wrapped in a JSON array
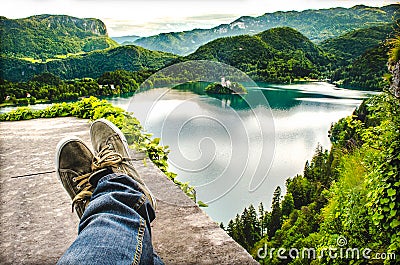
[
  {"x1": 108, "y1": 82, "x2": 375, "y2": 224},
  {"x1": 0, "y1": 82, "x2": 375, "y2": 224}
]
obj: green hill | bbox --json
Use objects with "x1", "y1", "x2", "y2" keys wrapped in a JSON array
[
  {"x1": 186, "y1": 27, "x2": 326, "y2": 82},
  {"x1": 331, "y1": 43, "x2": 390, "y2": 90},
  {"x1": 324, "y1": 23, "x2": 399, "y2": 90},
  {"x1": 0, "y1": 45, "x2": 178, "y2": 81},
  {"x1": 320, "y1": 23, "x2": 395, "y2": 66},
  {"x1": 134, "y1": 4, "x2": 399, "y2": 55},
  {"x1": 0, "y1": 15, "x2": 119, "y2": 60},
  {"x1": 256, "y1": 27, "x2": 328, "y2": 65}
]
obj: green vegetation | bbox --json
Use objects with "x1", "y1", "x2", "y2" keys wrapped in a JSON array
[
  {"x1": 133, "y1": 4, "x2": 399, "y2": 55},
  {"x1": 330, "y1": 43, "x2": 391, "y2": 90},
  {"x1": 187, "y1": 27, "x2": 326, "y2": 83},
  {"x1": 0, "y1": 45, "x2": 177, "y2": 82},
  {"x1": 0, "y1": 70, "x2": 153, "y2": 104},
  {"x1": 1, "y1": 15, "x2": 398, "y2": 90},
  {"x1": 205, "y1": 82, "x2": 247, "y2": 94},
  {"x1": 223, "y1": 38, "x2": 400, "y2": 264},
  {"x1": 0, "y1": 15, "x2": 118, "y2": 60},
  {"x1": 323, "y1": 23, "x2": 399, "y2": 90},
  {"x1": 0, "y1": 96, "x2": 201, "y2": 204},
  {"x1": 185, "y1": 24, "x2": 398, "y2": 89},
  {"x1": 320, "y1": 23, "x2": 395, "y2": 66}
]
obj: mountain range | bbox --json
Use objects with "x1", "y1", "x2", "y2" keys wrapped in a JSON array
[
  {"x1": 131, "y1": 4, "x2": 399, "y2": 55},
  {"x1": 0, "y1": 4, "x2": 399, "y2": 90}
]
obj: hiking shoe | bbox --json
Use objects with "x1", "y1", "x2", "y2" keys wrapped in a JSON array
[
  {"x1": 56, "y1": 137, "x2": 95, "y2": 218},
  {"x1": 90, "y1": 118, "x2": 157, "y2": 209}
]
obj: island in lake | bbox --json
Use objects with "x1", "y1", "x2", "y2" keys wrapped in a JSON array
[{"x1": 205, "y1": 78, "x2": 247, "y2": 94}]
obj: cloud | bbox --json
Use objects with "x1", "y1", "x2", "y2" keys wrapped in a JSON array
[{"x1": 104, "y1": 13, "x2": 241, "y2": 36}]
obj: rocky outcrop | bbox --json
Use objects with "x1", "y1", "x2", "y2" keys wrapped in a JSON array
[
  {"x1": 0, "y1": 15, "x2": 115, "y2": 60},
  {"x1": 33, "y1": 15, "x2": 108, "y2": 36},
  {"x1": 390, "y1": 60, "x2": 400, "y2": 98}
]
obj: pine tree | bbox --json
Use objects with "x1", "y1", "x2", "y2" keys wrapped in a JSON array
[
  {"x1": 268, "y1": 186, "x2": 282, "y2": 238},
  {"x1": 258, "y1": 202, "x2": 265, "y2": 237},
  {"x1": 241, "y1": 207, "x2": 251, "y2": 250},
  {"x1": 227, "y1": 220, "x2": 235, "y2": 237},
  {"x1": 282, "y1": 192, "x2": 294, "y2": 218}
]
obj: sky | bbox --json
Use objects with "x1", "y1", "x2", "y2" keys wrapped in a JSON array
[{"x1": 2, "y1": 0, "x2": 399, "y2": 37}]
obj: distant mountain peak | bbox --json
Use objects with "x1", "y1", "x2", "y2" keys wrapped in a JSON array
[{"x1": 133, "y1": 4, "x2": 399, "y2": 56}]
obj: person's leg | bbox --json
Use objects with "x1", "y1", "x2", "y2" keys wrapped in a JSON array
[
  {"x1": 57, "y1": 173, "x2": 160, "y2": 265},
  {"x1": 56, "y1": 119, "x2": 163, "y2": 264}
]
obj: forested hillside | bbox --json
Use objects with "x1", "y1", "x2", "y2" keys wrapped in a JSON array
[
  {"x1": 1, "y1": 45, "x2": 177, "y2": 81},
  {"x1": 0, "y1": 15, "x2": 118, "y2": 60},
  {"x1": 0, "y1": 69, "x2": 153, "y2": 104},
  {"x1": 324, "y1": 23, "x2": 399, "y2": 90},
  {"x1": 1, "y1": 8, "x2": 398, "y2": 96},
  {"x1": 320, "y1": 23, "x2": 395, "y2": 66},
  {"x1": 133, "y1": 4, "x2": 399, "y2": 55},
  {"x1": 186, "y1": 27, "x2": 327, "y2": 83},
  {"x1": 331, "y1": 43, "x2": 391, "y2": 89}
]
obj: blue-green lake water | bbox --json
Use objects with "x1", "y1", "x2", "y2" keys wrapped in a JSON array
[{"x1": 110, "y1": 82, "x2": 375, "y2": 224}]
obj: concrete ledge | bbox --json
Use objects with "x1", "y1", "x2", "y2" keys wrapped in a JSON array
[{"x1": 0, "y1": 117, "x2": 258, "y2": 264}]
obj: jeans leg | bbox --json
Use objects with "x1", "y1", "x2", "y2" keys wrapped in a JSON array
[{"x1": 57, "y1": 173, "x2": 164, "y2": 265}]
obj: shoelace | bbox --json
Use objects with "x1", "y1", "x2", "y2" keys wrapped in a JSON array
[
  {"x1": 92, "y1": 144, "x2": 124, "y2": 171},
  {"x1": 72, "y1": 145, "x2": 128, "y2": 212},
  {"x1": 71, "y1": 172, "x2": 93, "y2": 212},
  {"x1": 92, "y1": 144, "x2": 140, "y2": 177},
  {"x1": 92, "y1": 144, "x2": 148, "y2": 189},
  {"x1": 72, "y1": 145, "x2": 142, "y2": 213}
]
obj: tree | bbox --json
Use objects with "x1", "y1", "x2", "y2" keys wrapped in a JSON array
[
  {"x1": 268, "y1": 186, "x2": 282, "y2": 238},
  {"x1": 31, "y1": 72, "x2": 62, "y2": 86},
  {"x1": 227, "y1": 220, "x2": 235, "y2": 237},
  {"x1": 241, "y1": 204, "x2": 261, "y2": 250},
  {"x1": 258, "y1": 202, "x2": 266, "y2": 237},
  {"x1": 286, "y1": 175, "x2": 312, "y2": 209},
  {"x1": 281, "y1": 192, "x2": 294, "y2": 218}
]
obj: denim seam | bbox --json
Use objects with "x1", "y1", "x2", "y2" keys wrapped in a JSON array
[
  {"x1": 132, "y1": 217, "x2": 146, "y2": 265},
  {"x1": 133, "y1": 194, "x2": 146, "y2": 211}
]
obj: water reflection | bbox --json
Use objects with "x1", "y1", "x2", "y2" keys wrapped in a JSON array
[{"x1": 127, "y1": 82, "x2": 375, "y2": 223}]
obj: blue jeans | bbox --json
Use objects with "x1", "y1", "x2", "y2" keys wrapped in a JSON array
[{"x1": 58, "y1": 173, "x2": 164, "y2": 265}]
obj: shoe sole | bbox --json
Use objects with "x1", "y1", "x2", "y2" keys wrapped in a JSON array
[
  {"x1": 90, "y1": 118, "x2": 130, "y2": 155},
  {"x1": 55, "y1": 136, "x2": 92, "y2": 183}
]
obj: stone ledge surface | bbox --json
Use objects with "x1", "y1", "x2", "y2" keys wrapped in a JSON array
[{"x1": 0, "y1": 117, "x2": 258, "y2": 265}]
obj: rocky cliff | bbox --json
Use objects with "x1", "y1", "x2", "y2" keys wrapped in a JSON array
[
  {"x1": 390, "y1": 61, "x2": 400, "y2": 97},
  {"x1": 0, "y1": 15, "x2": 117, "y2": 59}
]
